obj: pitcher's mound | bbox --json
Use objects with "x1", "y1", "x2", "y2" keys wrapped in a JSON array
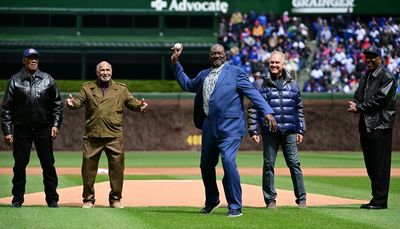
[{"x1": 0, "y1": 180, "x2": 365, "y2": 207}]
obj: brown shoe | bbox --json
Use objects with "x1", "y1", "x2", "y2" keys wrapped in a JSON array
[{"x1": 110, "y1": 201, "x2": 124, "y2": 208}]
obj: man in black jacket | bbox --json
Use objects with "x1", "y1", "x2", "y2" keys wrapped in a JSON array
[
  {"x1": 247, "y1": 51, "x2": 306, "y2": 209},
  {"x1": 348, "y1": 46, "x2": 397, "y2": 210},
  {"x1": 1, "y1": 48, "x2": 63, "y2": 208}
]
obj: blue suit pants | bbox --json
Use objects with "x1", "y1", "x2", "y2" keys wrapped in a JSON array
[{"x1": 200, "y1": 119, "x2": 242, "y2": 210}]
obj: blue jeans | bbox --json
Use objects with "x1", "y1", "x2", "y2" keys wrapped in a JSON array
[{"x1": 261, "y1": 132, "x2": 306, "y2": 204}]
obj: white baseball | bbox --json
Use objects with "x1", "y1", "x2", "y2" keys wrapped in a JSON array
[{"x1": 174, "y1": 43, "x2": 183, "y2": 51}]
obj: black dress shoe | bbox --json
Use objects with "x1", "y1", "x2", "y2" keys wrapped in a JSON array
[
  {"x1": 367, "y1": 204, "x2": 387, "y2": 210},
  {"x1": 200, "y1": 201, "x2": 221, "y2": 214},
  {"x1": 47, "y1": 202, "x2": 59, "y2": 208},
  {"x1": 11, "y1": 202, "x2": 22, "y2": 208},
  {"x1": 360, "y1": 203, "x2": 370, "y2": 209}
]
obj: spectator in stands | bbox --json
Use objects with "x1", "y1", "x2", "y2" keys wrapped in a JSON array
[
  {"x1": 247, "y1": 51, "x2": 307, "y2": 209},
  {"x1": 282, "y1": 11, "x2": 290, "y2": 24},
  {"x1": 310, "y1": 64, "x2": 323, "y2": 82},
  {"x1": 257, "y1": 13, "x2": 267, "y2": 28},
  {"x1": 66, "y1": 61, "x2": 148, "y2": 209},
  {"x1": 252, "y1": 20, "x2": 265, "y2": 41},
  {"x1": 1, "y1": 48, "x2": 63, "y2": 208},
  {"x1": 348, "y1": 46, "x2": 397, "y2": 210},
  {"x1": 249, "y1": 70, "x2": 262, "y2": 83},
  {"x1": 264, "y1": 22, "x2": 274, "y2": 38},
  {"x1": 170, "y1": 44, "x2": 276, "y2": 217},
  {"x1": 355, "y1": 23, "x2": 367, "y2": 43},
  {"x1": 319, "y1": 22, "x2": 332, "y2": 44},
  {"x1": 230, "y1": 9, "x2": 243, "y2": 36},
  {"x1": 218, "y1": 17, "x2": 227, "y2": 43}
]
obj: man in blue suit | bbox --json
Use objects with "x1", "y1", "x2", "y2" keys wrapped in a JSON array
[{"x1": 171, "y1": 44, "x2": 276, "y2": 217}]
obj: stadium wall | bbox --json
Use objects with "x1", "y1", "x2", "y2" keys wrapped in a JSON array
[{"x1": 1, "y1": 98, "x2": 398, "y2": 152}]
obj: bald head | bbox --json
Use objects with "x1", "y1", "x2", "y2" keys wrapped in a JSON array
[
  {"x1": 210, "y1": 44, "x2": 225, "y2": 52},
  {"x1": 96, "y1": 61, "x2": 112, "y2": 82}
]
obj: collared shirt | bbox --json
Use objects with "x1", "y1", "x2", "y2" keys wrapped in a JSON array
[
  {"x1": 24, "y1": 69, "x2": 37, "y2": 79},
  {"x1": 97, "y1": 79, "x2": 110, "y2": 96},
  {"x1": 203, "y1": 63, "x2": 224, "y2": 115}
]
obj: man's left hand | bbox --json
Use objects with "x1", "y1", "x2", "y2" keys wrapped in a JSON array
[
  {"x1": 264, "y1": 114, "x2": 277, "y2": 132},
  {"x1": 51, "y1": 127, "x2": 59, "y2": 140},
  {"x1": 296, "y1": 134, "x2": 304, "y2": 144}
]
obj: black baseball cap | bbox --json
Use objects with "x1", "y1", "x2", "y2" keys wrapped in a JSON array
[
  {"x1": 362, "y1": 46, "x2": 381, "y2": 57},
  {"x1": 22, "y1": 48, "x2": 39, "y2": 58}
]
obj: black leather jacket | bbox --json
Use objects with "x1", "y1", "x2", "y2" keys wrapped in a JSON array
[
  {"x1": 354, "y1": 64, "x2": 397, "y2": 132},
  {"x1": 1, "y1": 68, "x2": 63, "y2": 135}
]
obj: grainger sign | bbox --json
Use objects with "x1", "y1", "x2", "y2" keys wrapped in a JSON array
[
  {"x1": 291, "y1": 0, "x2": 355, "y2": 13},
  {"x1": 150, "y1": 0, "x2": 229, "y2": 13}
]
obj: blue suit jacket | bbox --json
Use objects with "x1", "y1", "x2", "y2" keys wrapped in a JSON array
[{"x1": 172, "y1": 62, "x2": 274, "y2": 138}]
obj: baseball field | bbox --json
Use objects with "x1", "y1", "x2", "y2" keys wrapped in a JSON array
[{"x1": 0, "y1": 151, "x2": 399, "y2": 228}]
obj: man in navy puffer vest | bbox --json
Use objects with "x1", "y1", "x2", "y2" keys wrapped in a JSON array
[{"x1": 247, "y1": 51, "x2": 307, "y2": 209}]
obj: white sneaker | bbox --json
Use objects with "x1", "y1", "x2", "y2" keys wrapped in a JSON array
[
  {"x1": 110, "y1": 201, "x2": 124, "y2": 208},
  {"x1": 82, "y1": 202, "x2": 94, "y2": 208}
]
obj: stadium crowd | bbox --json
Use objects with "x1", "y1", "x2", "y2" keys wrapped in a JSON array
[
  {"x1": 305, "y1": 15, "x2": 400, "y2": 93},
  {"x1": 219, "y1": 10, "x2": 400, "y2": 93},
  {"x1": 219, "y1": 10, "x2": 311, "y2": 82}
]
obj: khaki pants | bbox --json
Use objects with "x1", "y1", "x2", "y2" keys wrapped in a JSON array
[{"x1": 82, "y1": 136, "x2": 124, "y2": 204}]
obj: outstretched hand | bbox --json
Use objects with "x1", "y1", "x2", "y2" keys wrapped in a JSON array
[
  {"x1": 66, "y1": 93, "x2": 75, "y2": 107},
  {"x1": 140, "y1": 98, "x2": 148, "y2": 112}
]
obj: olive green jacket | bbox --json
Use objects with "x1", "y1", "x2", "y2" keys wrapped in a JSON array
[{"x1": 68, "y1": 80, "x2": 141, "y2": 138}]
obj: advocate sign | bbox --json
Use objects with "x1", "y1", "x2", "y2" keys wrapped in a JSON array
[
  {"x1": 150, "y1": 0, "x2": 229, "y2": 13},
  {"x1": 291, "y1": 0, "x2": 355, "y2": 13}
]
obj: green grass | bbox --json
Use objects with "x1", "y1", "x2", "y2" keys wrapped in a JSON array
[
  {"x1": 0, "y1": 151, "x2": 399, "y2": 168},
  {"x1": 1, "y1": 205, "x2": 398, "y2": 229},
  {"x1": 0, "y1": 151, "x2": 399, "y2": 228}
]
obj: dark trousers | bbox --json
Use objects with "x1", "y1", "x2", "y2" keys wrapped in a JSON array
[
  {"x1": 12, "y1": 126, "x2": 59, "y2": 204},
  {"x1": 360, "y1": 128, "x2": 392, "y2": 207}
]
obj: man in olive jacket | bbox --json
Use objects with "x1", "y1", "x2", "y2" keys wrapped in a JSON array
[{"x1": 67, "y1": 61, "x2": 148, "y2": 208}]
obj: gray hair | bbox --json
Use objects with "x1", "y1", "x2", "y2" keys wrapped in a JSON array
[
  {"x1": 269, "y1": 51, "x2": 285, "y2": 62},
  {"x1": 96, "y1": 61, "x2": 112, "y2": 71}
]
